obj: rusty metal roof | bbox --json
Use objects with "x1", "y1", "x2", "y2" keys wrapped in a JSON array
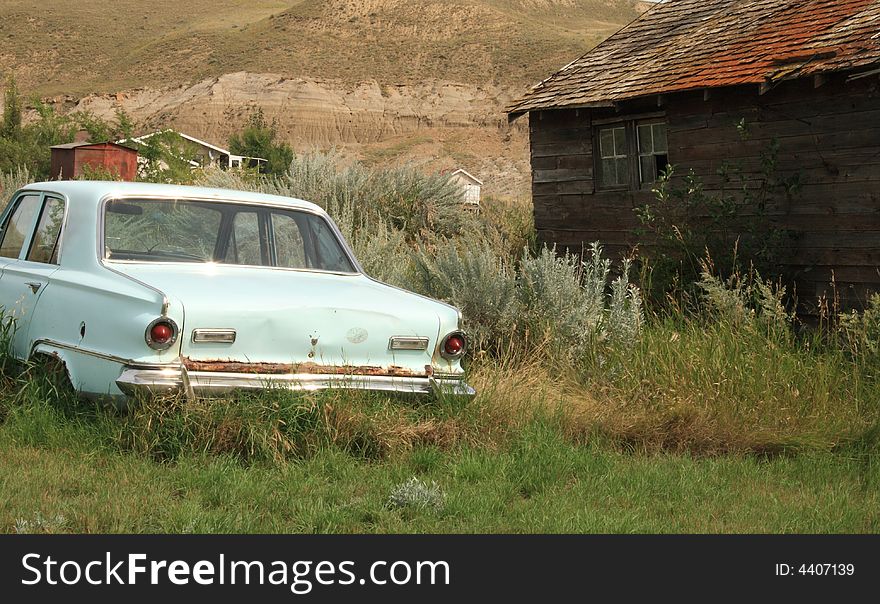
[
  {"x1": 507, "y1": 0, "x2": 880, "y2": 118},
  {"x1": 50, "y1": 141, "x2": 136, "y2": 151}
]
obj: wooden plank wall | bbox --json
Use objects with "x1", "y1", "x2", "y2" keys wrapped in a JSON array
[{"x1": 529, "y1": 73, "x2": 880, "y2": 308}]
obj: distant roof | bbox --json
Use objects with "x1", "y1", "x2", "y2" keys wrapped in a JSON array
[
  {"x1": 120, "y1": 130, "x2": 267, "y2": 164},
  {"x1": 450, "y1": 168, "x2": 483, "y2": 185},
  {"x1": 51, "y1": 141, "x2": 136, "y2": 151},
  {"x1": 507, "y1": 0, "x2": 880, "y2": 118},
  {"x1": 122, "y1": 129, "x2": 232, "y2": 155}
]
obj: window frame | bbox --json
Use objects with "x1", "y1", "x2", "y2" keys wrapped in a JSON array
[
  {"x1": 593, "y1": 115, "x2": 669, "y2": 192},
  {"x1": 25, "y1": 195, "x2": 67, "y2": 265},
  {"x1": 635, "y1": 120, "x2": 669, "y2": 189},
  {"x1": 0, "y1": 192, "x2": 68, "y2": 264},
  {"x1": 99, "y1": 196, "x2": 361, "y2": 276}
]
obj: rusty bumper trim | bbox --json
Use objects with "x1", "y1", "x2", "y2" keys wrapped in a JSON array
[
  {"x1": 181, "y1": 358, "x2": 424, "y2": 377},
  {"x1": 116, "y1": 367, "x2": 475, "y2": 398}
]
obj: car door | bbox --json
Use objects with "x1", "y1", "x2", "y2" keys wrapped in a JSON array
[{"x1": 0, "y1": 192, "x2": 65, "y2": 358}]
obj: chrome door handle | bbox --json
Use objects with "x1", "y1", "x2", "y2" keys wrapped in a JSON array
[{"x1": 25, "y1": 282, "x2": 41, "y2": 294}]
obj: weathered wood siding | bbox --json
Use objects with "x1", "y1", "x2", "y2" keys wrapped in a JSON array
[{"x1": 529, "y1": 73, "x2": 880, "y2": 307}]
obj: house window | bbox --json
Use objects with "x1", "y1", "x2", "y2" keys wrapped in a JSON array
[
  {"x1": 637, "y1": 122, "x2": 668, "y2": 186},
  {"x1": 598, "y1": 126, "x2": 629, "y2": 188},
  {"x1": 595, "y1": 119, "x2": 668, "y2": 190}
]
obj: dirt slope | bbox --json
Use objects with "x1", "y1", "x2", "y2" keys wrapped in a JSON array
[{"x1": 2, "y1": 1, "x2": 645, "y2": 198}]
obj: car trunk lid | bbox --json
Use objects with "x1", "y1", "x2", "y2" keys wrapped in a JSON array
[{"x1": 109, "y1": 263, "x2": 441, "y2": 376}]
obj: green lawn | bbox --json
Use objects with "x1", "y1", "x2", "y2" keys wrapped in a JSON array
[{"x1": 1, "y1": 395, "x2": 877, "y2": 533}]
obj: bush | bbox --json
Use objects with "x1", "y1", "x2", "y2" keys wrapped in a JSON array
[
  {"x1": 1, "y1": 77, "x2": 132, "y2": 178},
  {"x1": 199, "y1": 151, "x2": 476, "y2": 242},
  {"x1": 387, "y1": 477, "x2": 444, "y2": 510},
  {"x1": 199, "y1": 155, "x2": 642, "y2": 363},
  {"x1": 228, "y1": 107, "x2": 293, "y2": 175},
  {"x1": 634, "y1": 129, "x2": 802, "y2": 303},
  {"x1": 412, "y1": 240, "x2": 644, "y2": 363},
  {"x1": 411, "y1": 239, "x2": 521, "y2": 354}
]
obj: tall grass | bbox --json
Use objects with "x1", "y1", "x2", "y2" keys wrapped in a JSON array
[
  {"x1": 0, "y1": 166, "x2": 32, "y2": 210},
  {"x1": 0, "y1": 153, "x2": 877, "y2": 463},
  {"x1": 198, "y1": 154, "x2": 645, "y2": 362}
]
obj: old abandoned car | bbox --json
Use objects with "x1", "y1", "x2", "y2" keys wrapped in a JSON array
[{"x1": 0, "y1": 181, "x2": 474, "y2": 401}]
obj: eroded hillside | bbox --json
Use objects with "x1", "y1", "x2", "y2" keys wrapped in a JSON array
[{"x1": 1, "y1": 0, "x2": 646, "y2": 198}]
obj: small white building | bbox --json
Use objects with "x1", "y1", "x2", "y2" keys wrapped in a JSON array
[{"x1": 449, "y1": 168, "x2": 482, "y2": 206}]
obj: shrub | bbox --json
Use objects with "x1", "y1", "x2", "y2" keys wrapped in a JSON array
[
  {"x1": 199, "y1": 151, "x2": 475, "y2": 242},
  {"x1": 227, "y1": 107, "x2": 293, "y2": 175},
  {"x1": 387, "y1": 477, "x2": 444, "y2": 510},
  {"x1": 411, "y1": 240, "x2": 644, "y2": 362},
  {"x1": 0, "y1": 77, "x2": 131, "y2": 178},
  {"x1": 411, "y1": 239, "x2": 522, "y2": 354},
  {"x1": 838, "y1": 293, "x2": 880, "y2": 369},
  {"x1": 635, "y1": 129, "x2": 802, "y2": 302}
]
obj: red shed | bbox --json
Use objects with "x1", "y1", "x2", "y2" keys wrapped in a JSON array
[{"x1": 50, "y1": 142, "x2": 138, "y2": 181}]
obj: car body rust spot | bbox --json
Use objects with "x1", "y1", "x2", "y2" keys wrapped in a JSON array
[{"x1": 182, "y1": 357, "x2": 423, "y2": 377}]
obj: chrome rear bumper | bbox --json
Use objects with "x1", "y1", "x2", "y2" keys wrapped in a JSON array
[{"x1": 116, "y1": 366, "x2": 476, "y2": 398}]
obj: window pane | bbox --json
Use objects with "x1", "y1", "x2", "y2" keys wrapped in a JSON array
[
  {"x1": 225, "y1": 211, "x2": 262, "y2": 266},
  {"x1": 637, "y1": 124, "x2": 653, "y2": 154},
  {"x1": 653, "y1": 123, "x2": 668, "y2": 153},
  {"x1": 273, "y1": 213, "x2": 307, "y2": 269},
  {"x1": 655, "y1": 154, "x2": 669, "y2": 176},
  {"x1": 0, "y1": 194, "x2": 41, "y2": 259},
  {"x1": 104, "y1": 200, "x2": 221, "y2": 262},
  {"x1": 613, "y1": 127, "x2": 626, "y2": 155},
  {"x1": 615, "y1": 158, "x2": 629, "y2": 186},
  {"x1": 27, "y1": 197, "x2": 65, "y2": 264},
  {"x1": 599, "y1": 129, "x2": 614, "y2": 159},
  {"x1": 307, "y1": 215, "x2": 355, "y2": 273},
  {"x1": 640, "y1": 155, "x2": 656, "y2": 186},
  {"x1": 601, "y1": 158, "x2": 616, "y2": 187}
]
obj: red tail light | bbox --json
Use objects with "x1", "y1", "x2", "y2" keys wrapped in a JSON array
[
  {"x1": 151, "y1": 323, "x2": 173, "y2": 343},
  {"x1": 145, "y1": 318, "x2": 179, "y2": 350},
  {"x1": 440, "y1": 331, "x2": 467, "y2": 359}
]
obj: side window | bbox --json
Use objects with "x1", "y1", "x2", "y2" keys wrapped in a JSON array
[
  {"x1": 595, "y1": 119, "x2": 669, "y2": 191},
  {"x1": 308, "y1": 215, "x2": 354, "y2": 273},
  {"x1": 598, "y1": 126, "x2": 629, "y2": 189},
  {"x1": 272, "y1": 212, "x2": 307, "y2": 269},
  {"x1": 637, "y1": 121, "x2": 668, "y2": 187},
  {"x1": 0, "y1": 194, "x2": 41, "y2": 259},
  {"x1": 27, "y1": 197, "x2": 65, "y2": 264},
  {"x1": 224, "y1": 211, "x2": 263, "y2": 266}
]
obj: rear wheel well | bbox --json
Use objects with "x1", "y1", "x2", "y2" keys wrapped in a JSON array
[{"x1": 30, "y1": 351, "x2": 75, "y2": 397}]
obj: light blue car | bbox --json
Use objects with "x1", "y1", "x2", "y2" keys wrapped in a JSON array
[{"x1": 0, "y1": 181, "x2": 474, "y2": 401}]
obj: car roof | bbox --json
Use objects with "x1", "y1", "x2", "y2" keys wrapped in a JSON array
[{"x1": 21, "y1": 180, "x2": 325, "y2": 213}]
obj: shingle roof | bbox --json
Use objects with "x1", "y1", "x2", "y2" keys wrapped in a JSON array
[{"x1": 507, "y1": 0, "x2": 880, "y2": 118}]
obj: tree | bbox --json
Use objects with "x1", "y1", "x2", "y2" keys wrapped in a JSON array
[
  {"x1": 0, "y1": 76, "x2": 136, "y2": 178},
  {"x1": 228, "y1": 108, "x2": 293, "y2": 174},
  {"x1": 1, "y1": 76, "x2": 22, "y2": 139}
]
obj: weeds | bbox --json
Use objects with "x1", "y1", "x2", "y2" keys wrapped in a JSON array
[
  {"x1": 387, "y1": 477, "x2": 445, "y2": 510},
  {"x1": 0, "y1": 152, "x2": 876, "y2": 479}
]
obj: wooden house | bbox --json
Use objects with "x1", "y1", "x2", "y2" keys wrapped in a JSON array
[{"x1": 507, "y1": 0, "x2": 880, "y2": 307}]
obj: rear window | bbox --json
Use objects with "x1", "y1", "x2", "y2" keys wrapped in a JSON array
[{"x1": 103, "y1": 198, "x2": 356, "y2": 273}]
